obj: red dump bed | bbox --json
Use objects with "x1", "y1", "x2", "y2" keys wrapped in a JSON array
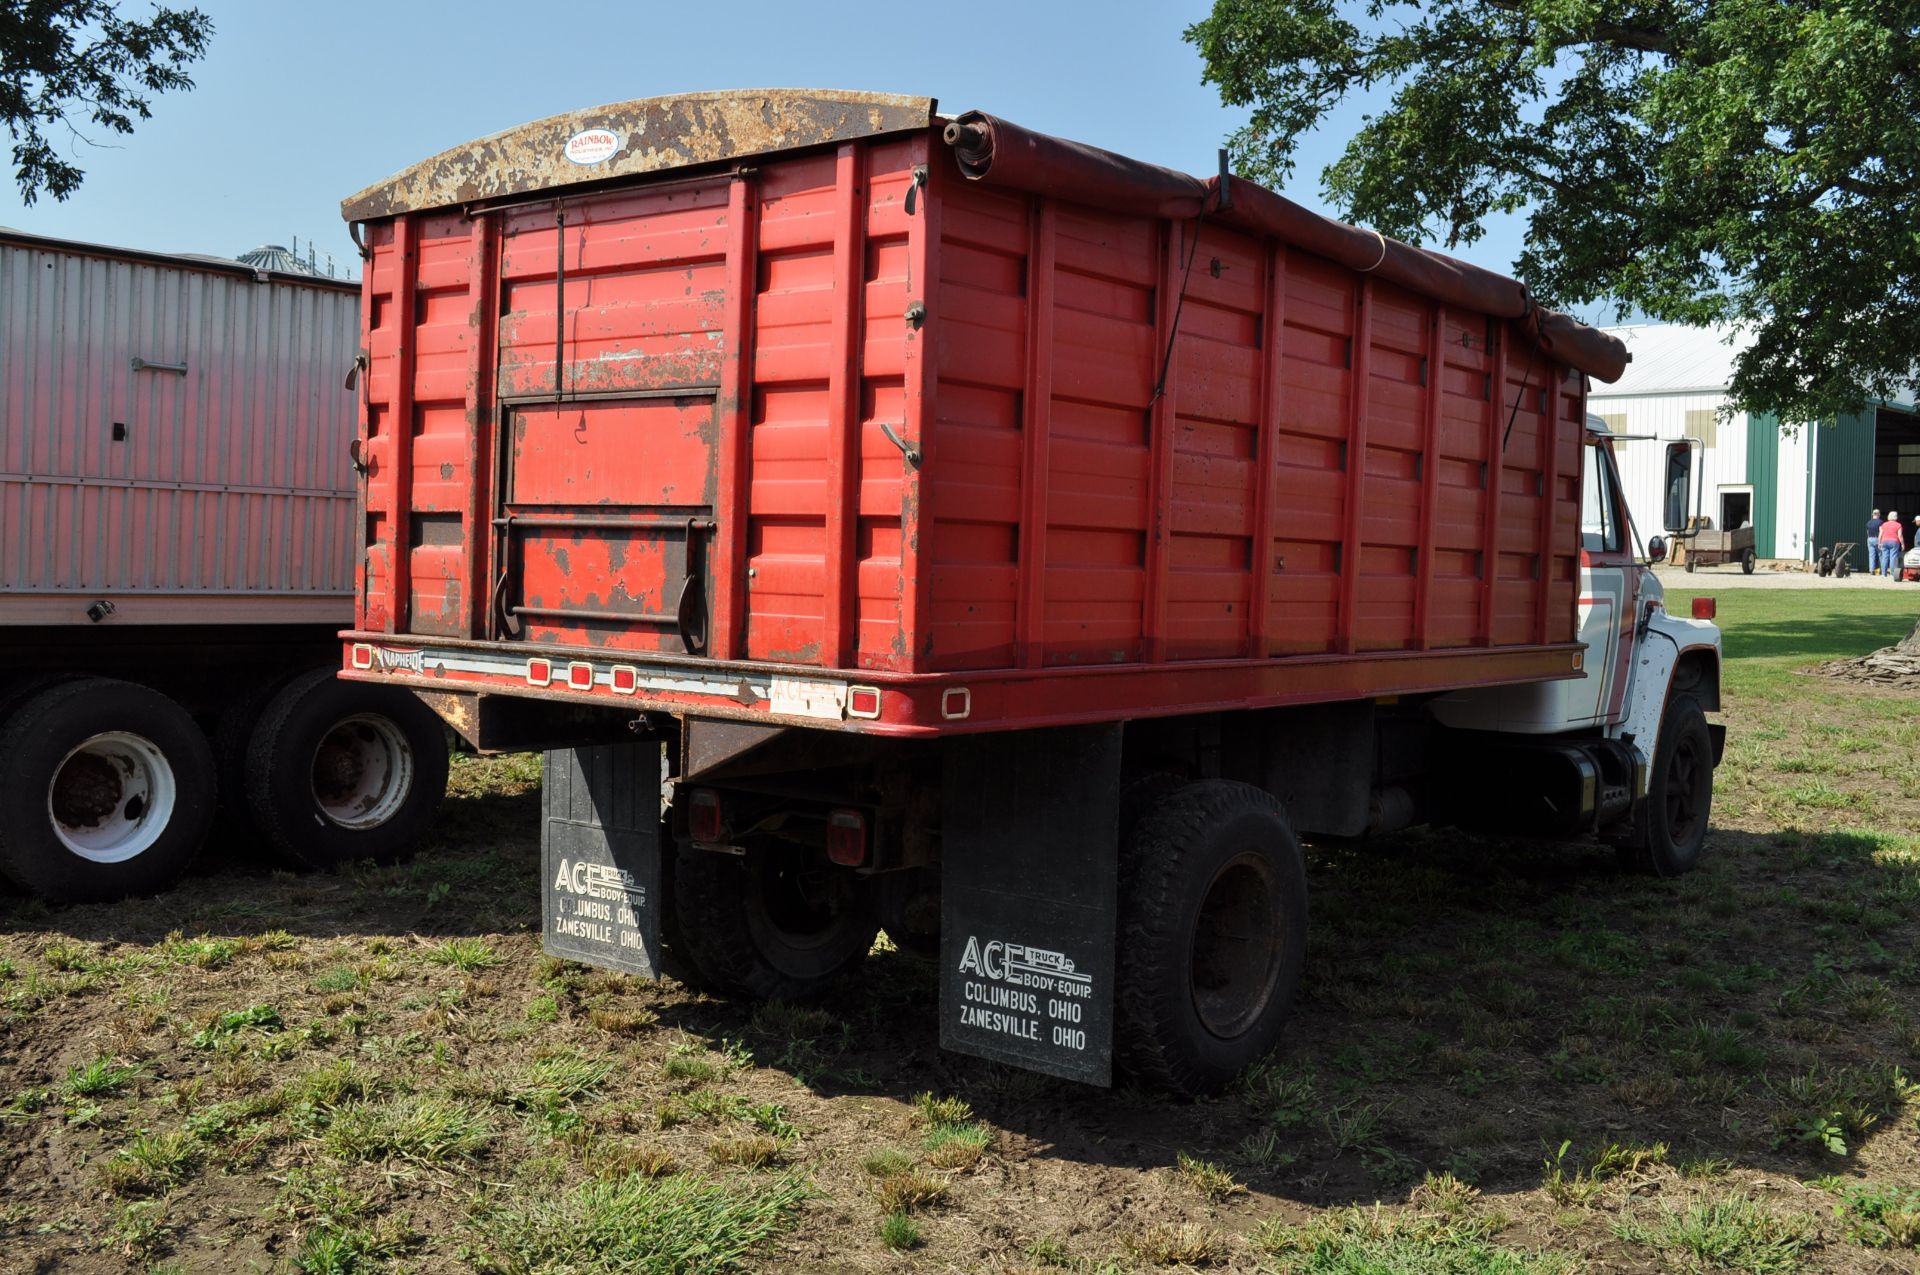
[{"x1": 339, "y1": 90, "x2": 1623, "y2": 736}]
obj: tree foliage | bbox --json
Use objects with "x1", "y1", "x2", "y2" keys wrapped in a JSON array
[
  {"x1": 1, "y1": 0, "x2": 213, "y2": 205},
  {"x1": 1188, "y1": 1, "x2": 1920, "y2": 424}
]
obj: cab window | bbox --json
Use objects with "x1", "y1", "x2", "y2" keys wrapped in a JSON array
[{"x1": 1581, "y1": 444, "x2": 1624, "y2": 554}]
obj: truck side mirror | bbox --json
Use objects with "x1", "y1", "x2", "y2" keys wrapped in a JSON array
[
  {"x1": 1647, "y1": 535, "x2": 1667, "y2": 563},
  {"x1": 1662, "y1": 442, "x2": 1691, "y2": 533}
]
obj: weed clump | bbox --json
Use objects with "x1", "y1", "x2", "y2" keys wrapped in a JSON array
[
  {"x1": 1176, "y1": 1151, "x2": 1246, "y2": 1202},
  {"x1": 466, "y1": 1171, "x2": 810, "y2": 1272}
]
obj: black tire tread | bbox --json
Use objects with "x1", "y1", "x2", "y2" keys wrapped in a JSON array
[
  {"x1": 668, "y1": 838, "x2": 876, "y2": 1001},
  {"x1": 208, "y1": 672, "x2": 300, "y2": 852},
  {"x1": 1116, "y1": 779, "x2": 1305, "y2": 1095},
  {"x1": 1614, "y1": 696, "x2": 1713, "y2": 877},
  {"x1": 244, "y1": 670, "x2": 449, "y2": 869},
  {"x1": 0, "y1": 677, "x2": 215, "y2": 902}
]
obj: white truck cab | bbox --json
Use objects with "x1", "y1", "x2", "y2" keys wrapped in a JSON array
[{"x1": 1434, "y1": 417, "x2": 1725, "y2": 873}]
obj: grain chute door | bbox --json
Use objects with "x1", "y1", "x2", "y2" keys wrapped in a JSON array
[{"x1": 498, "y1": 394, "x2": 717, "y2": 653}]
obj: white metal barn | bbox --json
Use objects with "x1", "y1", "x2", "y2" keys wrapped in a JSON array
[{"x1": 1593, "y1": 324, "x2": 1915, "y2": 568}]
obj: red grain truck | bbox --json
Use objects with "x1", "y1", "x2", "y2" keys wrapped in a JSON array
[
  {"x1": 0, "y1": 229, "x2": 450, "y2": 904},
  {"x1": 336, "y1": 90, "x2": 1723, "y2": 1092}
]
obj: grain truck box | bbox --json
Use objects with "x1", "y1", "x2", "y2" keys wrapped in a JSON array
[
  {"x1": 0, "y1": 229, "x2": 449, "y2": 903},
  {"x1": 336, "y1": 90, "x2": 1723, "y2": 1091}
]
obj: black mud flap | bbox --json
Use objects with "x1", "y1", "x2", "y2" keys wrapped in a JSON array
[
  {"x1": 541, "y1": 744, "x2": 662, "y2": 977},
  {"x1": 940, "y1": 724, "x2": 1120, "y2": 1086}
]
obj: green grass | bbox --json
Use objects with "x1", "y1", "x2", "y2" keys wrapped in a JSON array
[
  {"x1": 923, "y1": 1120, "x2": 992, "y2": 1170},
  {"x1": 1614, "y1": 1196, "x2": 1817, "y2": 1274},
  {"x1": 99, "y1": 1129, "x2": 199, "y2": 1196},
  {"x1": 425, "y1": 938, "x2": 502, "y2": 971},
  {"x1": 879, "y1": 1209, "x2": 922, "y2": 1250},
  {"x1": 319, "y1": 1096, "x2": 495, "y2": 1164},
  {"x1": 860, "y1": 1147, "x2": 915, "y2": 1178},
  {"x1": 1175, "y1": 1151, "x2": 1246, "y2": 1202},
  {"x1": 189, "y1": 1003, "x2": 282, "y2": 1049},
  {"x1": 60, "y1": 1056, "x2": 140, "y2": 1100},
  {"x1": 1257, "y1": 1207, "x2": 1572, "y2": 1274},
  {"x1": 1834, "y1": 1182, "x2": 1920, "y2": 1248},
  {"x1": 467, "y1": 1171, "x2": 811, "y2": 1273}
]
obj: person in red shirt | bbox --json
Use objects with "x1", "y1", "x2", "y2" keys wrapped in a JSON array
[{"x1": 1880, "y1": 511, "x2": 1907, "y2": 577}]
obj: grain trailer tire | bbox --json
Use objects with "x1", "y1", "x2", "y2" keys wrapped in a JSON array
[
  {"x1": 245, "y1": 670, "x2": 449, "y2": 869},
  {"x1": 1116, "y1": 780, "x2": 1308, "y2": 1095},
  {"x1": 0, "y1": 678, "x2": 216, "y2": 903},
  {"x1": 208, "y1": 672, "x2": 300, "y2": 852},
  {"x1": 669, "y1": 837, "x2": 878, "y2": 1000},
  {"x1": 1613, "y1": 696, "x2": 1713, "y2": 878}
]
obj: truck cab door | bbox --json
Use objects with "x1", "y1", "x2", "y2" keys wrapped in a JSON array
[{"x1": 1564, "y1": 438, "x2": 1637, "y2": 724}]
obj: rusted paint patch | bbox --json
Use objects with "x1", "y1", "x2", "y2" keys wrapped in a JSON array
[{"x1": 342, "y1": 90, "x2": 935, "y2": 221}]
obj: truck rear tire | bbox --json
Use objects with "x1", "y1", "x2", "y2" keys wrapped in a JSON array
[
  {"x1": 1116, "y1": 780, "x2": 1308, "y2": 1095},
  {"x1": 244, "y1": 670, "x2": 449, "y2": 869},
  {"x1": 1614, "y1": 696, "x2": 1713, "y2": 877},
  {"x1": 669, "y1": 838, "x2": 878, "y2": 999},
  {"x1": 0, "y1": 678, "x2": 216, "y2": 903}
]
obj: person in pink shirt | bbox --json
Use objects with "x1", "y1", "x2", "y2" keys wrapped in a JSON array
[{"x1": 1880, "y1": 511, "x2": 1906, "y2": 577}]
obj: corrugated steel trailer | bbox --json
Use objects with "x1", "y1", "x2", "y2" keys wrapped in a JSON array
[
  {"x1": 0, "y1": 230, "x2": 449, "y2": 903},
  {"x1": 338, "y1": 90, "x2": 1726, "y2": 1091}
]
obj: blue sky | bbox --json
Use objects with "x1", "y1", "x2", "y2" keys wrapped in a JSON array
[{"x1": 2, "y1": 0, "x2": 1589, "y2": 312}]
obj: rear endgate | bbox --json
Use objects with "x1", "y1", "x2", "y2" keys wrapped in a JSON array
[{"x1": 496, "y1": 395, "x2": 716, "y2": 654}]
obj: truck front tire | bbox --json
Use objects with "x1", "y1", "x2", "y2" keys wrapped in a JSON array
[
  {"x1": 244, "y1": 671, "x2": 449, "y2": 869},
  {"x1": 1117, "y1": 780, "x2": 1308, "y2": 1095},
  {"x1": 0, "y1": 678, "x2": 216, "y2": 903},
  {"x1": 669, "y1": 839, "x2": 878, "y2": 999},
  {"x1": 1615, "y1": 696, "x2": 1713, "y2": 877}
]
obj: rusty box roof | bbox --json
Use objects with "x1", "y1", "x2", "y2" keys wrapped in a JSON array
[{"x1": 340, "y1": 88, "x2": 938, "y2": 222}]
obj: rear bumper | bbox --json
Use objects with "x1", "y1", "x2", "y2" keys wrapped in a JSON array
[{"x1": 340, "y1": 632, "x2": 1584, "y2": 738}]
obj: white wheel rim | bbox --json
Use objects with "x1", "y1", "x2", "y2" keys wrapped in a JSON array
[
  {"x1": 310, "y1": 714, "x2": 414, "y2": 830},
  {"x1": 47, "y1": 731, "x2": 178, "y2": 863}
]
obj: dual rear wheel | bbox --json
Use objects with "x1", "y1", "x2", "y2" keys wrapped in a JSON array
[
  {"x1": 661, "y1": 778, "x2": 1310, "y2": 1096},
  {"x1": 0, "y1": 672, "x2": 448, "y2": 904}
]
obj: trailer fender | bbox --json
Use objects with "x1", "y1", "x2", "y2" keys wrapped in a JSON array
[{"x1": 940, "y1": 725, "x2": 1121, "y2": 1086}]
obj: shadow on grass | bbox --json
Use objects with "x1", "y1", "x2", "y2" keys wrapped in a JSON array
[
  {"x1": 0, "y1": 784, "x2": 544, "y2": 942},
  {"x1": 649, "y1": 821, "x2": 1920, "y2": 1215},
  {"x1": 1717, "y1": 612, "x2": 1919, "y2": 664},
  {"x1": 4, "y1": 772, "x2": 1914, "y2": 1221}
]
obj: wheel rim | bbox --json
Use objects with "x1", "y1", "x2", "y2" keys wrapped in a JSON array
[
  {"x1": 47, "y1": 731, "x2": 177, "y2": 863},
  {"x1": 746, "y1": 849, "x2": 858, "y2": 955},
  {"x1": 310, "y1": 714, "x2": 415, "y2": 830},
  {"x1": 1663, "y1": 728, "x2": 1709, "y2": 846},
  {"x1": 1189, "y1": 851, "x2": 1285, "y2": 1040}
]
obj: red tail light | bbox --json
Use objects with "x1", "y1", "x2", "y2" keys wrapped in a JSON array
[
  {"x1": 826, "y1": 809, "x2": 866, "y2": 866},
  {"x1": 688, "y1": 789, "x2": 723, "y2": 843},
  {"x1": 1691, "y1": 596, "x2": 1717, "y2": 620}
]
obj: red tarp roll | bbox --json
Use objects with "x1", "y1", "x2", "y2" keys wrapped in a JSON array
[{"x1": 945, "y1": 117, "x2": 1629, "y2": 384}]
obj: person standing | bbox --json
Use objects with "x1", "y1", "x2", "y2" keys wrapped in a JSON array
[
  {"x1": 1867, "y1": 508, "x2": 1884, "y2": 575},
  {"x1": 1880, "y1": 511, "x2": 1906, "y2": 577}
]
